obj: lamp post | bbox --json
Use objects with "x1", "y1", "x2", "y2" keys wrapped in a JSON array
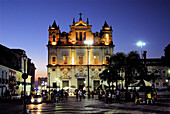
[
  {"x1": 84, "y1": 40, "x2": 93, "y2": 99},
  {"x1": 55, "y1": 78, "x2": 58, "y2": 91},
  {"x1": 58, "y1": 80, "x2": 60, "y2": 90},
  {"x1": 22, "y1": 55, "x2": 28, "y2": 114},
  {"x1": 136, "y1": 41, "x2": 146, "y2": 59},
  {"x1": 48, "y1": 73, "x2": 50, "y2": 95}
]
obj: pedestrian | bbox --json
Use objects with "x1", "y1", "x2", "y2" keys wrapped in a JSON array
[
  {"x1": 116, "y1": 89, "x2": 120, "y2": 103},
  {"x1": 75, "y1": 89, "x2": 78, "y2": 101},
  {"x1": 83, "y1": 90, "x2": 85, "y2": 99},
  {"x1": 65, "y1": 91, "x2": 68, "y2": 100},
  {"x1": 61, "y1": 89, "x2": 63, "y2": 100},
  {"x1": 105, "y1": 90, "x2": 109, "y2": 104},
  {"x1": 92, "y1": 91, "x2": 94, "y2": 98},
  {"x1": 78, "y1": 89, "x2": 82, "y2": 101}
]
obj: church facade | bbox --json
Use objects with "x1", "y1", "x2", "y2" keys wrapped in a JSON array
[{"x1": 47, "y1": 14, "x2": 114, "y2": 92}]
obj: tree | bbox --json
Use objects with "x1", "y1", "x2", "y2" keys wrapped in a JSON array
[
  {"x1": 126, "y1": 51, "x2": 143, "y2": 88},
  {"x1": 99, "y1": 68, "x2": 111, "y2": 90},
  {"x1": 109, "y1": 52, "x2": 126, "y2": 89}
]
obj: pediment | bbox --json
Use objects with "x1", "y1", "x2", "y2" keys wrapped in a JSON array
[{"x1": 75, "y1": 20, "x2": 87, "y2": 26}]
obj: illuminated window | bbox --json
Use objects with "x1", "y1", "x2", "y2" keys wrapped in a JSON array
[
  {"x1": 79, "y1": 56, "x2": 83, "y2": 64},
  {"x1": 64, "y1": 56, "x2": 67, "y2": 64},
  {"x1": 94, "y1": 56, "x2": 98, "y2": 64},
  {"x1": 80, "y1": 32, "x2": 82, "y2": 41},
  {"x1": 105, "y1": 34, "x2": 109, "y2": 42}
]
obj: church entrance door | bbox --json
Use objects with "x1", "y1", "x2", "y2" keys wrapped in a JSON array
[{"x1": 77, "y1": 78, "x2": 85, "y2": 90}]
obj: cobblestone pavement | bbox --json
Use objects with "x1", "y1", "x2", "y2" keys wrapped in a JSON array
[
  {"x1": 27, "y1": 95, "x2": 170, "y2": 114},
  {"x1": 0, "y1": 94, "x2": 170, "y2": 114}
]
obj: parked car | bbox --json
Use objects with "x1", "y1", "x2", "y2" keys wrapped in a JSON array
[
  {"x1": 31, "y1": 95, "x2": 43, "y2": 103},
  {"x1": 11, "y1": 94, "x2": 21, "y2": 100}
]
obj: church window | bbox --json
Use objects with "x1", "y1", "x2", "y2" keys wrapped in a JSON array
[
  {"x1": 84, "y1": 32, "x2": 86, "y2": 40},
  {"x1": 105, "y1": 34, "x2": 109, "y2": 42},
  {"x1": 52, "y1": 57, "x2": 56, "y2": 64},
  {"x1": 79, "y1": 56, "x2": 83, "y2": 64},
  {"x1": 80, "y1": 32, "x2": 82, "y2": 41},
  {"x1": 94, "y1": 56, "x2": 98, "y2": 64},
  {"x1": 53, "y1": 35, "x2": 56, "y2": 42},
  {"x1": 76, "y1": 32, "x2": 78, "y2": 40},
  {"x1": 64, "y1": 56, "x2": 67, "y2": 64}
]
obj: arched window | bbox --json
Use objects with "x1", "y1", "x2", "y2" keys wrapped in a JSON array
[{"x1": 53, "y1": 35, "x2": 56, "y2": 42}]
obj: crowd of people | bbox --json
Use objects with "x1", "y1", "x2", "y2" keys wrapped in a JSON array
[
  {"x1": 96, "y1": 87, "x2": 158, "y2": 104},
  {"x1": 43, "y1": 87, "x2": 158, "y2": 105}
]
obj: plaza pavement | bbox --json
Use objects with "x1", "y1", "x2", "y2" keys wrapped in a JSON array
[{"x1": 0, "y1": 93, "x2": 170, "y2": 114}]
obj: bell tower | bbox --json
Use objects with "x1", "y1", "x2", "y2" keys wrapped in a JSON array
[
  {"x1": 48, "y1": 20, "x2": 60, "y2": 46},
  {"x1": 100, "y1": 21, "x2": 113, "y2": 45}
]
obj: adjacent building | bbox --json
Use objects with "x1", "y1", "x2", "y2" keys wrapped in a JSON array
[
  {"x1": 0, "y1": 44, "x2": 36, "y2": 98},
  {"x1": 38, "y1": 77, "x2": 47, "y2": 91},
  {"x1": 47, "y1": 14, "x2": 114, "y2": 92},
  {"x1": 146, "y1": 58, "x2": 170, "y2": 90}
]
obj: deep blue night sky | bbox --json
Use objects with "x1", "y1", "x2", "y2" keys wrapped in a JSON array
[{"x1": 0, "y1": 0, "x2": 170, "y2": 80}]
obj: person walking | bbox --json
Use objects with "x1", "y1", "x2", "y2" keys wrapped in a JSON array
[
  {"x1": 75, "y1": 89, "x2": 78, "y2": 101},
  {"x1": 65, "y1": 91, "x2": 68, "y2": 100},
  {"x1": 61, "y1": 89, "x2": 63, "y2": 100},
  {"x1": 78, "y1": 89, "x2": 82, "y2": 101},
  {"x1": 116, "y1": 89, "x2": 120, "y2": 103},
  {"x1": 92, "y1": 91, "x2": 94, "y2": 98}
]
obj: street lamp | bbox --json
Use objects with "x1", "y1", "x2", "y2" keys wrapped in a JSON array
[
  {"x1": 136, "y1": 41, "x2": 146, "y2": 59},
  {"x1": 58, "y1": 80, "x2": 60, "y2": 90},
  {"x1": 55, "y1": 78, "x2": 58, "y2": 91},
  {"x1": 84, "y1": 40, "x2": 93, "y2": 99},
  {"x1": 22, "y1": 55, "x2": 28, "y2": 114},
  {"x1": 48, "y1": 73, "x2": 50, "y2": 95}
]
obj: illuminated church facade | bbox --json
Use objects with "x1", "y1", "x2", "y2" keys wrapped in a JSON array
[{"x1": 47, "y1": 14, "x2": 114, "y2": 92}]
